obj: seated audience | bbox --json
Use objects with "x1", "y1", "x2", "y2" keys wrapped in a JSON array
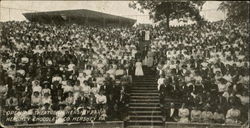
[
  {"x1": 178, "y1": 103, "x2": 190, "y2": 123},
  {"x1": 0, "y1": 20, "x2": 248, "y2": 125}
]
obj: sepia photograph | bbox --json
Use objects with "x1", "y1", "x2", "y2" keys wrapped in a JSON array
[{"x1": 0, "y1": 0, "x2": 249, "y2": 128}]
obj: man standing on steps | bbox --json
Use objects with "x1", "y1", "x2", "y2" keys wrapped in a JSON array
[
  {"x1": 164, "y1": 103, "x2": 178, "y2": 122},
  {"x1": 138, "y1": 28, "x2": 151, "y2": 59},
  {"x1": 138, "y1": 28, "x2": 150, "y2": 50}
]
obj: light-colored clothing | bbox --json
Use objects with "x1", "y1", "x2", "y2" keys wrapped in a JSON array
[
  {"x1": 73, "y1": 86, "x2": 81, "y2": 101},
  {"x1": 42, "y1": 88, "x2": 51, "y2": 96},
  {"x1": 147, "y1": 51, "x2": 154, "y2": 67},
  {"x1": 145, "y1": 30, "x2": 150, "y2": 41},
  {"x1": 218, "y1": 83, "x2": 228, "y2": 93},
  {"x1": 157, "y1": 78, "x2": 165, "y2": 90},
  {"x1": 115, "y1": 69, "x2": 125, "y2": 76},
  {"x1": 135, "y1": 62, "x2": 144, "y2": 76},
  {"x1": 55, "y1": 110, "x2": 65, "y2": 124},
  {"x1": 226, "y1": 108, "x2": 241, "y2": 124},
  {"x1": 41, "y1": 97, "x2": 52, "y2": 105},
  {"x1": 81, "y1": 85, "x2": 91, "y2": 94},
  {"x1": 191, "y1": 110, "x2": 201, "y2": 122},
  {"x1": 32, "y1": 85, "x2": 42, "y2": 93},
  {"x1": 31, "y1": 95, "x2": 41, "y2": 106},
  {"x1": 65, "y1": 96, "x2": 74, "y2": 105},
  {"x1": 62, "y1": 85, "x2": 73, "y2": 93},
  {"x1": 237, "y1": 95, "x2": 249, "y2": 105},
  {"x1": 68, "y1": 64, "x2": 75, "y2": 71},
  {"x1": 178, "y1": 108, "x2": 190, "y2": 123},
  {"x1": 213, "y1": 112, "x2": 225, "y2": 123},
  {"x1": 52, "y1": 76, "x2": 62, "y2": 83},
  {"x1": 96, "y1": 94, "x2": 107, "y2": 104},
  {"x1": 0, "y1": 85, "x2": 8, "y2": 97},
  {"x1": 77, "y1": 76, "x2": 89, "y2": 86},
  {"x1": 201, "y1": 111, "x2": 213, "y2": 123}
]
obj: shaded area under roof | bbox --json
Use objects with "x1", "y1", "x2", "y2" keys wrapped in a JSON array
[{"x1": 23, "y1": 9, "x2": 136, "y2": 27}]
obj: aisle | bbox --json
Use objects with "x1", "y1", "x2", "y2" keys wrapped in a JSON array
[{"x1": 126, "y1": 67, "x2": 164, "y2": 128}]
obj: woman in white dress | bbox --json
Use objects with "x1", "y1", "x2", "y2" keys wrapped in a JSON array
[{"x1": 135, "y1": 59, "x2": 144, "y2": 76}]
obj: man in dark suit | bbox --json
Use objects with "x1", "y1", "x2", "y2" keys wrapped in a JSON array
[
  {"x1": 214, "y1": 94, "x2": 228, "y2": 114},
  {"x1": 159, "y1": 82, "x2": 166, "y2": 104},
  {"x1": 116, "y1": 86, "x2": 129, "y2": 120},
  {"x1": 165, "y1": 103, "x2": 178, "y2": 122}
]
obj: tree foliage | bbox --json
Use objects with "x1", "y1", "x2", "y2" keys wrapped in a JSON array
[
  {"x1": 218, "y1": 1, "x2": 249, "y2": 22},
  {"x1": 129, "y1": 1, "x2": 205, "y2": 29}
]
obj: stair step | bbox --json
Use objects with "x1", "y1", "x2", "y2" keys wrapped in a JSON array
[
  {"x1": 133, "y1": 80, "x2": 156, "y2": 82},
  {"x1": 129, "y1": 103, "x2": 159, "y2": 107},
  {"x1": 133, "y1": 85, "x2": 157, "y2": 87},
  {"x1": 133, "y1": 83, "x2": 157, "y2": 85},
  {"x1": 132, "y1": 85, "x2": 157, "y2": 87},
  {"x1": 127, "y1": 73, "x2": 163, "y2": 128},
  {"x1": 126, "y1": 125, "x2": 163, "y2": 128},
  {"x1": 130, "y1": 98, "x2": 160, "y2": 102},
  {"x1": 131, "y1": 85, "x2": 156, "y2": 87},
  {"x1": 133, "y1": 77, "x2": 158, "y2": 83},
  {"x1": 130, "y1": 100, "x2": 159, "y2": 104},
  {"x1": 130, "y1": 90, "x2": 158, "y2": 93},
  {"x1": 131, "y1": 89, "x2": 158, "y2": 91},
  {"x1": 129, "y1": 108, "x2": 161, "y2": 111},
  {"x1": 132, "y1": 86, "x2": 157, "y2": 88},
  {"x1": 130, "y1": 95, "x2": 159, "y2": 99},
  {"x1": 134, "y1": 80, "x2": 156, "y2": 82},
  {"x1": 130, "y1": 106, "x2": 161, "y2": 109},
  {"x1": 129, "y1": 111, "x2": 162, "y2": 115},
  {"x1": 128, "y1": 120, "x2": 163, "y2": 123},
  {"x1": 134, "y1": 79, "x2": 156, "y2": 81},
  {"x1": 129, "y1": 115, "x2": 163, "y2": 120},
  {"x1": 135, "y1": 78, "x2": 156, "y2": 80},
  {"x1": 131, "y1": 87, "x2": 158, "y2": 90},
  {"x1": 134, "y1": 76, "x2": 156, "y2": 78},
  {"x1": 129, "y1": 106, "x2": 161, "y2": 111},
  {"x1": 133, "y1": 78, "x2": 157, "y2": 83},
  {"x1": 130, "y1": 93, "x2": 159, "y2": 96},
  {"x1": 130, "y1": 98, "x2": 159, "y2": 100},
  {"x1": 127, "y1": 120, "x2": 163, "y2": 125}
]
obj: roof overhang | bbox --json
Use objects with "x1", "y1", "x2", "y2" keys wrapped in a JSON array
[{"x1": 23, "y1": 9, "x2": 136, "y2": 26}]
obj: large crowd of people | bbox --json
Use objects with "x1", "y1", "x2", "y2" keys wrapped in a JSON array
[
  {"x1": 155, "y1": 21, "x2": 249, "y2": 124},
  {"x1": 0, "y1": 20, "x2": 248, "y2": 126},
  {"x1": 0, "y1": 21, "x2": 136, "y2": 125}
]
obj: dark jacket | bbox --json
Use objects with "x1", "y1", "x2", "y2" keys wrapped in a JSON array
[{"x1": 165, "y1": 107, "x2": 179, "y2": 122}]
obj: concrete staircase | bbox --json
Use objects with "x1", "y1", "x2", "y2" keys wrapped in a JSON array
[{"x1": 126, "y1": 67, "x2": 164, "y2": 128}]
